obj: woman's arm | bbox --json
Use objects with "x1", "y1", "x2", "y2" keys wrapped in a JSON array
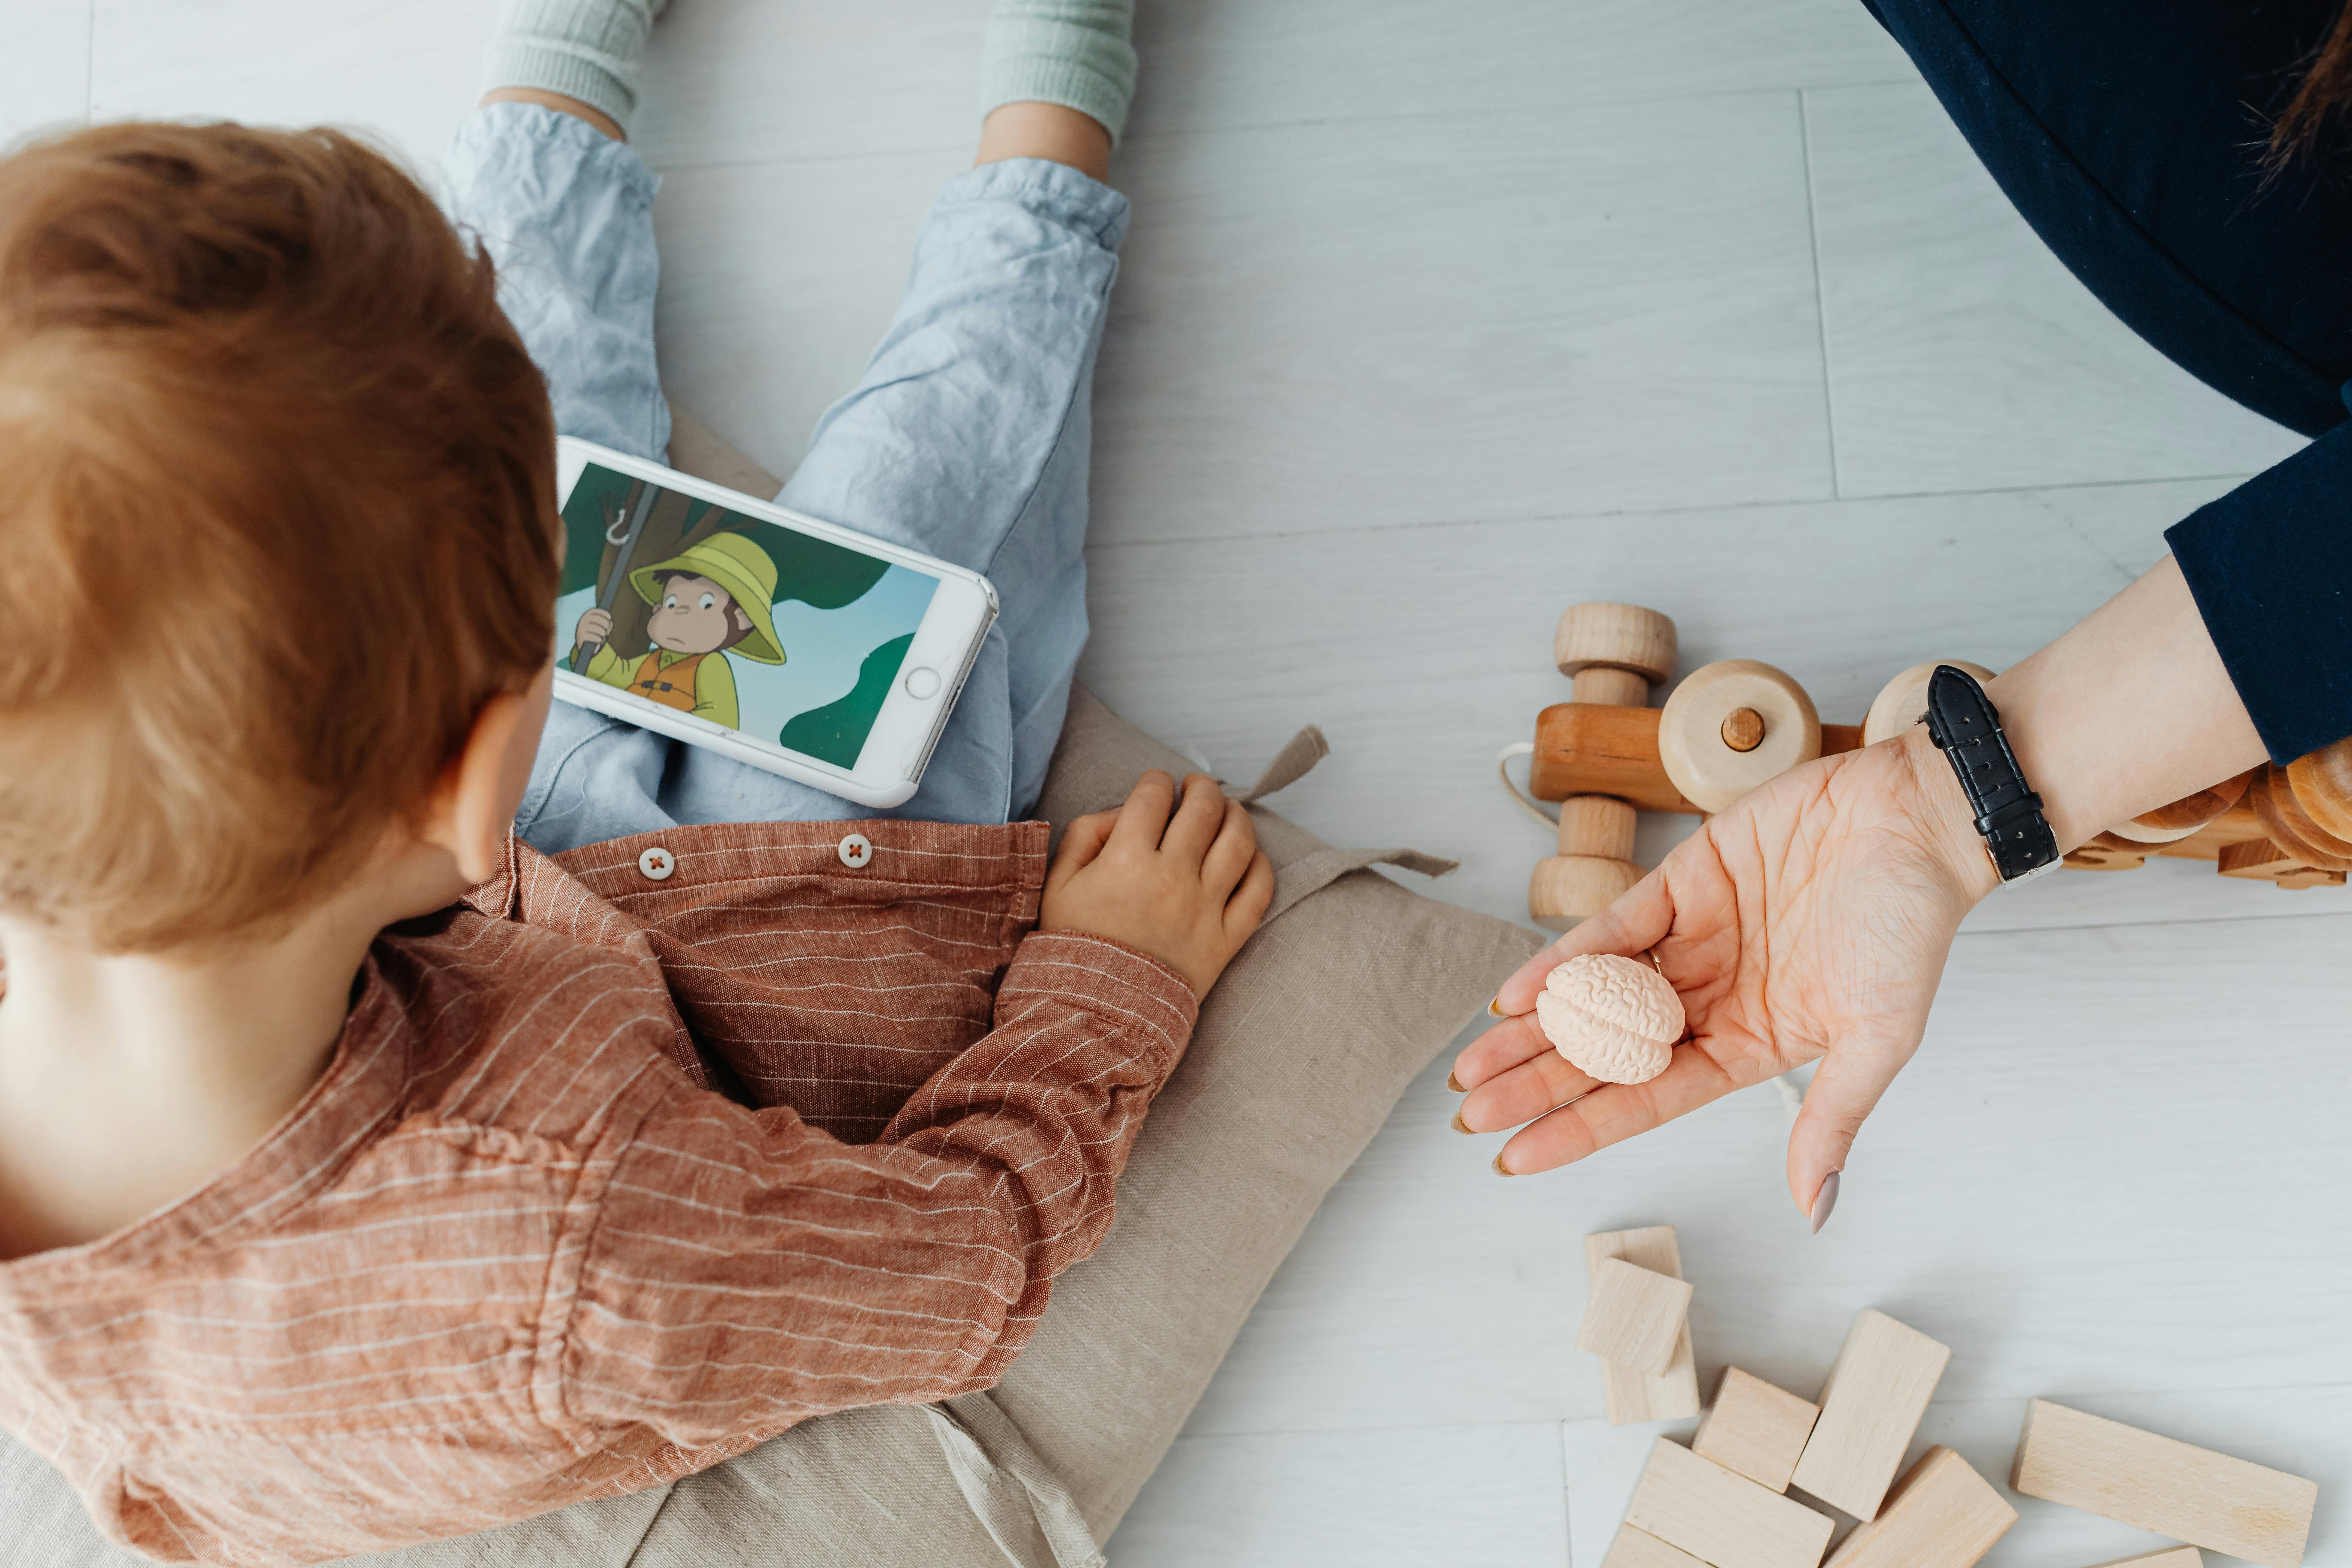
[{"x1": 1453, "y1": 555, "x2": 2267, "y2": 1226}]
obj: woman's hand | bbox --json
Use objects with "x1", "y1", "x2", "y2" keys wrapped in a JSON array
[
  {"x1": 1452, "y1": 725, "x2": 1998, "y2": 1221},
  {"x1": 1454, "y1": 555, "x2": 2269, "y2": 1227}
]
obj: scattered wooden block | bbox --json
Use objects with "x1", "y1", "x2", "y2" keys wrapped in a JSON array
[
  {"x1": 1578, "y1": 1258, "x2": 1695, "y2": 1376},
  {"x1": 1693, "y1": 1367, "x2": 1820, "y2": 1493},
  {"x1": 1584, "y1": 1227, "x2": 1701, "y2": 1423},
  {"x1": 2010, "y1": 1399, "x2": 2316, "y2": 1568},
  {"x1": 2083, "y1": 1550, "x2": 2205, "y2": 1568},
  {"x1": 1822, "y1": 1445, "x2": 2016, "y2": 1568},
  {"x1": 1623, "y1": 1437, "x2": 1836, "y2": 1568},
  {"x1": 1602, "y1": 1525, "x2": 1710, "y2": 1568},
  {"x1": 1789, "y1": 1308, "x2": 1950, "y2": 1520},
  {"x1": 2217, "y1": 836, "x2": 2345, "y2": 889}
]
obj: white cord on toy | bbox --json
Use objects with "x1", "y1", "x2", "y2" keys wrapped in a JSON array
[{"x1": 1495, "y1": 741, "x2": 1559, "y2": 831}]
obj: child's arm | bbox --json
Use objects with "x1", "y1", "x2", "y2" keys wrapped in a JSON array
[{"x1": 566, "y1": 772, "x2": 1270, "y2": 1442}]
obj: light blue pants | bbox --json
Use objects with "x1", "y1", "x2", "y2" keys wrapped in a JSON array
[{"x1": 442, "y1": 104, "x2": 1129, "y2": 852}]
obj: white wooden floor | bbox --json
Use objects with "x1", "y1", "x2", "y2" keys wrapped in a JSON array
[{"x1": 8, "y1": 3, "x2": 2346, "y2": 1564}]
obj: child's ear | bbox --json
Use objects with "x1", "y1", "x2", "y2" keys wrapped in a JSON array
[{"x1": 422, "y1": 665, "x2": 554, "y2": 884}]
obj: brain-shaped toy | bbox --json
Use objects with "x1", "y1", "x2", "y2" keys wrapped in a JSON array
[{"x1": 1535, "y1": 953, "x2": 1684, "y2": 1084}]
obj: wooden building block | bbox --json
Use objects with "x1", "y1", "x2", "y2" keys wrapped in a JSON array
[
  {"x1": 2159, "y1": 801, "x2": 2261, "y2": 860},
  {"x1": 1822, "y1": 1446, "x2": 2016, "y2": 1568},
  {"x1": 2011, "y1": 1399, "x2": 2316, "y2": 1568},
  {"x1": 1623, "y1": 1438, "x2": 1836, "y2": 1568},
  {"x1": 2217, "y1": 836, "x2": 2345, "y2": 889},
  {"x1": 1584, "y1": 1227, "x2": 1700, "y2": 1423},
  {"x1": 1603, "y1": 1525, "x2": 1710, "y2": 1568},
  {"x1": 1789, "y1": 1308, "x2": 1950, "y2": 1520},
  {"x1": 1693, "y1": 1367, "x2": 1820, "y2": 1493},
  {"x1": 2083, "y1": 1551, "x2": 2205, "y2": 1568},
  {"x1": 1578, "y1": 1258, "x2": 1695, "y2": 1376}
]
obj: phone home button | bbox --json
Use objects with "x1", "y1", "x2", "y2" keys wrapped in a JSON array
[{"x1": 902, "y1": 665, "x2": 942, "y2": 700}]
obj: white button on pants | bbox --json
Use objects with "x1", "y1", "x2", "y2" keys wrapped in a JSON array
[
  {"x1": 838, "y1": 833, "x2": 873, "y2": 869},
  {"x1": 637, "y1": 846, "x2": 675, "y2": 881}
]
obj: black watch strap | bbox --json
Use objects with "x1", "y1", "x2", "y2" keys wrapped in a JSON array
[{"x1": 1922, "y1": 665, "x2": 2060, "y2": 883}]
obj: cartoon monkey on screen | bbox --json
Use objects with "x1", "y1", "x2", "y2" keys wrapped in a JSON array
[{"x1": 573, "y1": 532, "x2": 783, "y2": 732}]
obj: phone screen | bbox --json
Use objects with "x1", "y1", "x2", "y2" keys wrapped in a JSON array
[{"x1": 555, "y1": 460, "x2": 940, "y2": 771}]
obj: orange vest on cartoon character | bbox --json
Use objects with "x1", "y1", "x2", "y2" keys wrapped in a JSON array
[{"x1": 631, "y1": 651, "x2": 707, "y2": 711}]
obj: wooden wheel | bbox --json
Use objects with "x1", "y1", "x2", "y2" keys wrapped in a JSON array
[
  {"x1": 1553, "y1": 603, "x2": 1677, "y2": 698},
  {"x1": 2285, "y1": 735, "x2": 2352, "y2": 843},
  {"x1": 2249, "y1": 764, "x2": 2352, "y2": 873},
  {"x1": 2105, "y1": 768, "x2": 2255, "y2": 844},
  {"x1": 1528, "y1": 854, "x2": 1640, "y2": 933},
  {"x1": 2132, "y1": 768, "x2": 2254, "y2": 831},
  {"x1": 2062, "y1": 833, "x2": 2149, "y2": 871},
  {"x1": 1860, "y1": 660, "x2": 1995, "y2": 748},
  {"x1": 1656, "y1": 659, "x2": 1821, "y2": 814}
]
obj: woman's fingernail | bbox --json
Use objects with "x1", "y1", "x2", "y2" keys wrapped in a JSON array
[
  {"x1": 1809, "y1": 1170, "x2": 1842, "y2": 1234},
  {"x1": 1492, "y1": 1152, "x2": 1514, "y2": 1177},
  {"x1": 1450, "y1": 1110, "x2": 1473, "y2": 1135},
  {"x1": 1487, "y1": 995, "x2": 1506, "y2": 1016},
  {"x1": 1446, "y1": 1072, "x2": 1464, "y2": 1092}
]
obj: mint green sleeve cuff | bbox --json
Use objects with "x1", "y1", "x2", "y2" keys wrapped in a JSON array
[{"x1": 978, "y1": 0, "x2": 1139, "y2": 146}]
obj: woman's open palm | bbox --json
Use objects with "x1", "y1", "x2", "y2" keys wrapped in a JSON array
[{"x1": 1453, "y1": 733, "x2": 1995, "y2": 1219}]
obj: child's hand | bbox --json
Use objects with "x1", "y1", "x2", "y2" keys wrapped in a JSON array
[
  {"x1": 576, "y1": 607, "x2": 613, "y2": 646},
  {"x1": 1042, "y1": 770, "x2": 1275, "y2": 998}
]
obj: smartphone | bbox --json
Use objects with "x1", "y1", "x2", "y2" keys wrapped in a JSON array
[{"x1": 552, "y1": 437, "x2": 997, "y2": 809}]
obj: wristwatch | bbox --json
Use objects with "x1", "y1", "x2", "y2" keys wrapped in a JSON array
[{"x1": 1921, "y1": 664, "x2": 2060, "y2": 884}]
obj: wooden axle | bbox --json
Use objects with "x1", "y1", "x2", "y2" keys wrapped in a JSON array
[{"x1": 1532, "y1": 702, "x2": 1861, "y2": 811}]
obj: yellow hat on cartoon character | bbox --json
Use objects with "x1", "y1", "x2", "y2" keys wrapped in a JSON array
[{"x1": 629, "y1": 532, "x2": 786, "y2": 665}]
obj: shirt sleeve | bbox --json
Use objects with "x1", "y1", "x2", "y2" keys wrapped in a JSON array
[
  {"x1": 563, "y1": 931, "x2": 1196, "y2": 1446},
  {"x1": 2166, "y1": 421, "x2": 2352, "y2": 762}
]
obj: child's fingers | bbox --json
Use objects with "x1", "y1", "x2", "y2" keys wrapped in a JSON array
[
  {"x1": 1199, "y1": 799, "x2": 1259, "y2": 894},
  {"x1": 1223, "y1": 849, "x2": 1275, "y2": 940},
  {"x1": 1047, "y1": 811, "x2": 1117, "y2": 890},
  {"x1": 1159, "y1": 773, "x2": 1227, "y2": 862},
  {"x1": 1455, "y1": 1047, "x2": 1599, "y2": 1134},
  {"x1": 1108, "y1": 769, "x2": 1178, "y2": 852}
]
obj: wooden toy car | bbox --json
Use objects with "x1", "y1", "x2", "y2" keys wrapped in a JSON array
[{"x1": 1518, "y1": 602, "x2": 2352, "y2": 930}]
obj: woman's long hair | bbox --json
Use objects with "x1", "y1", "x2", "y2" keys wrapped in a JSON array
[{"x1": 2269, "y1": 2, "x2": 2352, "y2": 170}]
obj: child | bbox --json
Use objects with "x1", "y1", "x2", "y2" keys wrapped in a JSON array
[{"x1": 0, "y1": 1, "x2": 1267, "y2": 1562}]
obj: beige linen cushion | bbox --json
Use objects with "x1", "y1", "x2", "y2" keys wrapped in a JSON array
[{"x1": 0, "y1": 420, "x2": 1538, "y2": 1568}]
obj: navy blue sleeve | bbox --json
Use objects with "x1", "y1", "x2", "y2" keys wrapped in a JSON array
[{"x1": 2166, "y1": 421, "x2": 2352, "y2": 763}]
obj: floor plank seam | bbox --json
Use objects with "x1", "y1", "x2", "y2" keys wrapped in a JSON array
[
  {"x1": 1797, "y1": 87, "x2": 1844, "y2": 500},
  {"x1": 1111, "y1": 76, "x2": 1940, "y2": 147},
  {"x1": 1953, "y1": 906, "x2": 2352, "y2": 940},
  {"x1": 1079, "y1": 471, "x2": 2263, "y2": 553}
]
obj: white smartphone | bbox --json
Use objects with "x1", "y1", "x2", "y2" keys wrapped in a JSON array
[{"x1": 552, "y1": 437, "x2": 996, "y2": 809}]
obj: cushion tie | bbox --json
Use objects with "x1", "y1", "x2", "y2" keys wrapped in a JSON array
[
  {"x1": 1218, "y1": 725, "x2": 1461, "y2": 922},
  {"x1": 1227, "y1": 723, "x2": 1330, "y2": 803}
]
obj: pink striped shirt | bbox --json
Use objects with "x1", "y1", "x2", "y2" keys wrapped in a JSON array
[{"x1": 0, "y1": 819, "x2": 1195, "y2": 1565}]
